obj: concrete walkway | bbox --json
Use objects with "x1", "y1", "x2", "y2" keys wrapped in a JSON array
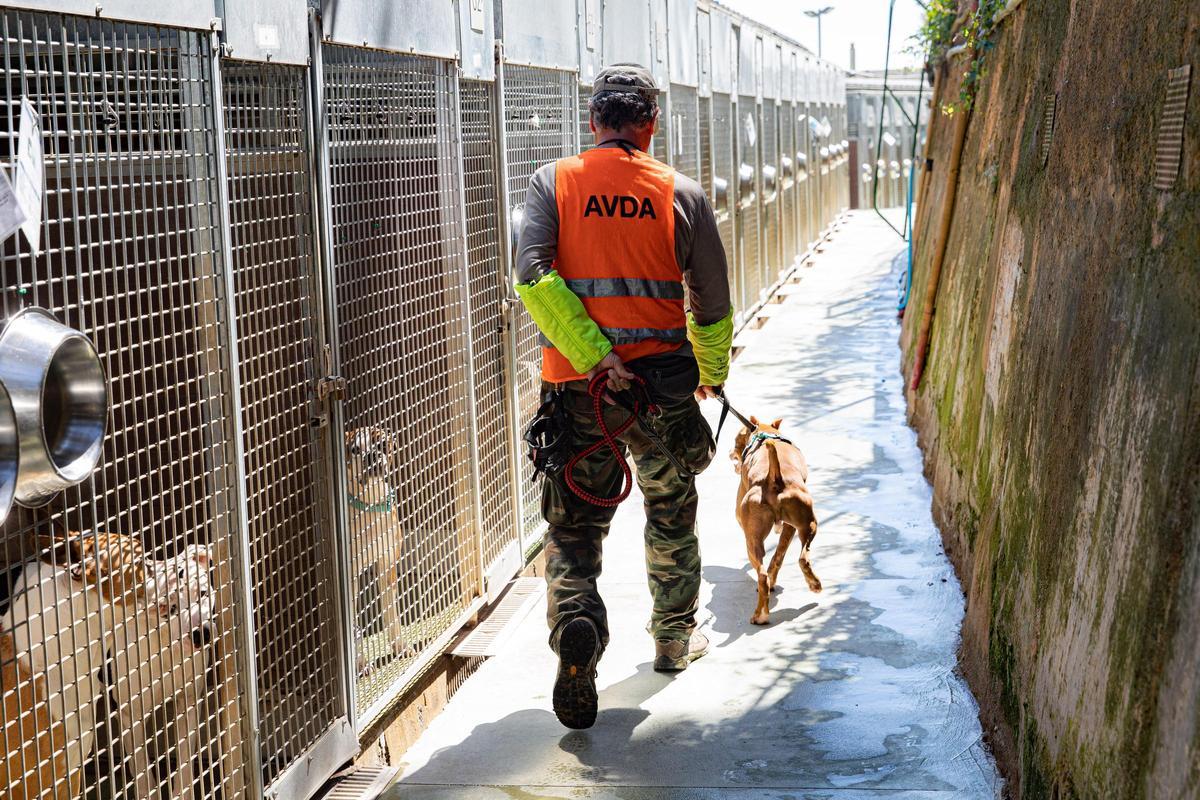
[{"x1": 387, "y1": 211, "x2": 1003, "y2": 799}]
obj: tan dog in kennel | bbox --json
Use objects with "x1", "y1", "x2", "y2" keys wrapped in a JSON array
[
  {"x1": 0, "y1": 531, "x2": 215, "y2": 800},
  {"x1": 345, "y1": 426, "x2": 408, "y2": 674}
]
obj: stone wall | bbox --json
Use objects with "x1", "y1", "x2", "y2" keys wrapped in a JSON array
[{"x1": 900, "y1": 1, "x2": 1200, "y2": 797}]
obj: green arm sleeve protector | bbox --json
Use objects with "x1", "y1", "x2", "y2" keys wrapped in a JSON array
[
  {"x1": 687, "y1": 308, "x2": 734, "y2": 386},
  {"x1": 514, "y1": 270, "x2": 612, "y2": 373}
]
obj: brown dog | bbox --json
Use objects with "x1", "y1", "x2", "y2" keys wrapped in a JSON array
[
  {"x1": 345, "y1": 426, "x2": 407, "y2": 673},
  {"x1": 731, "y1": 417, "x2": 821, "y2": 625}
]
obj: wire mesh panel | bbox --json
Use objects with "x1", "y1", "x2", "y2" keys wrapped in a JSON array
[
  {"x1": 780, "y1": 105, "x2": 796, "y2": 269},
  {"x1": 0, "y1": 11, "x2": 253, "y2": 800},
  {"x1": 651, "y1": 90, "x2": 670, "y2": 164},
  {"x1": 760, "y1": 103, "x2": 779, "y2": 287},
  {"x1": 737, "y1": 95, "x2": 761, "y2": 310},
  {"x1": 712, "y1": 93, "x2": 738, "y2": 318},
  {"x1": 460, "y1": 78, "x2": 518, "y2": 575},
  {"x1": 322, "y1": 46, "x2": 478, "y2": 724},
  {"x1": 222, "y1": 60, "x2": 346, "y2": 789},
  {"x1": 501, "y1": 64, "x2": 576, "y2": 547},
  {"x1": 670, "y1": 84, "x2": 699, "y2": 181},
  {"x1": 577, "y1": 83, "x2": 592, "y2": 153}
]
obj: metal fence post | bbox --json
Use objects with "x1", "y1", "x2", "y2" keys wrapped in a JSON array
[
  {"x1": 307, "y1": 8, "x2": 361, "y2": 731},
  {"x1": 492, "y1": 43, "x2": 529, "y2": 558},
  {"x1": 208, "y1": 32, "x2": 266, "y2": 800}
]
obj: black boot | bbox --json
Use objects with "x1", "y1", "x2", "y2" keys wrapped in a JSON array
[{"x1": 553, "y1": 617, "x2": 600, "y2": 729}]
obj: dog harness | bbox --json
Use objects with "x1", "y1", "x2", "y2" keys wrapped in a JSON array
[{"x1": 740, "y1": 431, "x2": 793, "y2": 463}]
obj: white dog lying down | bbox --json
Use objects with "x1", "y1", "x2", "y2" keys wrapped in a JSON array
[{"x1": 0, "y1": 533, "x2": 214, "y2": 800}]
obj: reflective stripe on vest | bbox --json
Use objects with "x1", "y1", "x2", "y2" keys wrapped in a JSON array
[{"x1": 543, "y1": 147, "x2": 685, "y2": 382}]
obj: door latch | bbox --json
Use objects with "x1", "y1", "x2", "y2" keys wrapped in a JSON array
[{"x1": 317, "y1": 375, "x2": 346, "y2": 401}]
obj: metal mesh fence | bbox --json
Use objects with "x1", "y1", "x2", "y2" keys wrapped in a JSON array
[
  {"x1": 670, "y1": 84, "x2": 699, "y2": 181},
  {"x1": 0, "y1": 11, "x2": 251, "y2": 800},
  {"x1": 780, "y1": 104, "x2": 796, "y2": 269},
  {"x1": 712, "y1": 93, "x2": 738, "y2": 318},
  {"x1": 460, "y1": 78, "x2": 518, "y2": 573},
  {"x1": 322, "y1": 46, "x2": 477, "y2": 724},
  {"x1": 577, "y1": 82, "x2": 591, "y2": 153},
  {"x1": 222, "y1": 60, "x2": 344, "y2": 789},
  {"x1": 501, "y1": 64, "x2": 575, "y2": 547},
  {"x1": 737, "y1": 95, "x2": 761, "y2": 310},
  {"x1": 760, "y1": 103, "x2": 779, "y2": 287}
]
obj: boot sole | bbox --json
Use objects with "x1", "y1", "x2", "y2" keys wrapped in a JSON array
[{"x1": 553, "y1": 618, "x2": 599, "y2": 729}]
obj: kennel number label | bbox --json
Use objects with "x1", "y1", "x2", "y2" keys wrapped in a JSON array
[{"x1": 15, "y1": 97, "x2": 43, "y2": 257}]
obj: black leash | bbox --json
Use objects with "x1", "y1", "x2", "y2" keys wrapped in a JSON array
[{"x1": 714, "y1": 387, "x2": 755, "y2": 444}]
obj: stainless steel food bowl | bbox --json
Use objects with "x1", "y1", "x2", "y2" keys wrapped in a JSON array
[
  {"x1": 0, "y1": 382, "x2": 17, "y2": 525},
  {"x1": 0, "y1": 308, "x2": 108, "y2": 507}
]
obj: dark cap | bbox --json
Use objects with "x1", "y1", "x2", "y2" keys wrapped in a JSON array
[{"x1": 592, "y1": 63, "x2": 659, "y2": 103}]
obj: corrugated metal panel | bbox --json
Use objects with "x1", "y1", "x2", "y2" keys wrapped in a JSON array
[
  {"x1": 650, "y1": 0, "x2": 669, "y2": 89},
  {"x1": 603, "y1": 0, "x2": 652, "y2": 69},
  {"x1": 697, "y1": 7, "x2": 712, "y2": 97},
  {"x1": 710, "y1": 6, "x2": 734, "y2": 95},
  {"x1": 223, "y1": 0, "x2": 309, "y2": 65},
  {"x1": 737, "y1": 22, "x2": 757, "y2": 98},
  {"x1": 2, "y1": 0, "x2": 216, "y2": 30},
  {"x1": 668, "y1": 0, "x2": 699, "y2": 87},
  {"x1": 320, "y1": 0, "x2": 458, "y2": 60},
  {"x1": 502, "y1": 0, "x2": 577, "y2": 70},
  {"x1": 460, "y1": 0, "x2": 495, "y2": 80},
  {"x1": 577, "y1": 0, "x2": 602, "y2": 83}
]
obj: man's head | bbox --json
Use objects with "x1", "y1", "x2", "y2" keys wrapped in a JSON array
[{"x1": 589, "y1": 63, "x2": 660, "y2": 149}]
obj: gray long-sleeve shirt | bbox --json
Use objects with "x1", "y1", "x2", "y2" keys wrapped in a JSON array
[{"x1": 514, "y1": 142, "x2": 732, "y2": 328}]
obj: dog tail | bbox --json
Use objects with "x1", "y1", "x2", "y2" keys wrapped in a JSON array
[{"x1": 765, "y1": 440, "x2": 784, "y2": 495}]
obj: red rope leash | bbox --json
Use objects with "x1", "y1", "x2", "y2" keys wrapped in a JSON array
[{"x1": 564, "y1": 371, "x2": 658, "y2": 507}]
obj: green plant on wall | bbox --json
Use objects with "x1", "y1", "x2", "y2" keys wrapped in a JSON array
[
  {"x1": 910, "y1": 0, "x2": 1007, "y2": 115},
  {"x1": 910, "y1": 0, "x2": 957, "y2": 63}
]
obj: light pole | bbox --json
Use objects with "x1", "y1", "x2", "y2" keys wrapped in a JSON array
[{"x1": 804, "y1": 6, "x2": 834, "y2": 59}]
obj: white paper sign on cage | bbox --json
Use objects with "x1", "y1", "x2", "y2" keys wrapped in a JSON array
[{"x1": 15, "y1": 96, "x2": 44, "y2": 256}]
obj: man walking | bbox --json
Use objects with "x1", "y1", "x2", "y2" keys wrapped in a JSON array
[{"x1": 515, "y1": 64, "x2": 733, "y2": 729}]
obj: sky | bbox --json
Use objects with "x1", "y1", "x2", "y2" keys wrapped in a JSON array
[{"x1": 718, "y1": 0, "x2": 926, "y2": 72}]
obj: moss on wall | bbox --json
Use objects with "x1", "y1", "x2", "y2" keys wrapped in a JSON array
[{"x1": 900, "y1": 1, "x2": 1200, "y2": 797}]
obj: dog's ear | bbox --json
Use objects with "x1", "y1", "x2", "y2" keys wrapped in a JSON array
[
  {"x1": 771, "y1": 418, "x2": 783, "y2": 430},
  {"x1": 749, "y1": 415, "x2": 759, "y2": 426}
]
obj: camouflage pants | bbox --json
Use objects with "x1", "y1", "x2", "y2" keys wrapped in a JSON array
[{"x1": 542, "y1": 381, "x2": 713, "y2": 654}]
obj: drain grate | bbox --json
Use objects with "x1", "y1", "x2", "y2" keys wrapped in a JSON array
[
  {"x1": 1155, "y1": 64, "x2": 1192, "y2": 190},
  {"x1": 316, "y1": 766, "x2": 400, "y2": 800},
  {"x1": 1040, "y1": 92, "x2": 1056, "y2": 166},
  {"x1": 451, "y1": 577, "x2": 545, "y2": 657}
]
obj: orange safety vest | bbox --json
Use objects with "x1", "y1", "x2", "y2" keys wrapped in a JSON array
[{"x1": 543, "y1": 147, "x2": 686, "y2": 382}]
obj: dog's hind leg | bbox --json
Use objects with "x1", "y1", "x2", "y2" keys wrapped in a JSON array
[
  {"x1": 766, "y1": 524, "x2": 796, "y2": 593},
  {"x1": 794, "y1": 505, "x2": 822, "y2": 594},
  {"x1": 743, "y1": 515, "x2": 774, "y2": 625}
]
